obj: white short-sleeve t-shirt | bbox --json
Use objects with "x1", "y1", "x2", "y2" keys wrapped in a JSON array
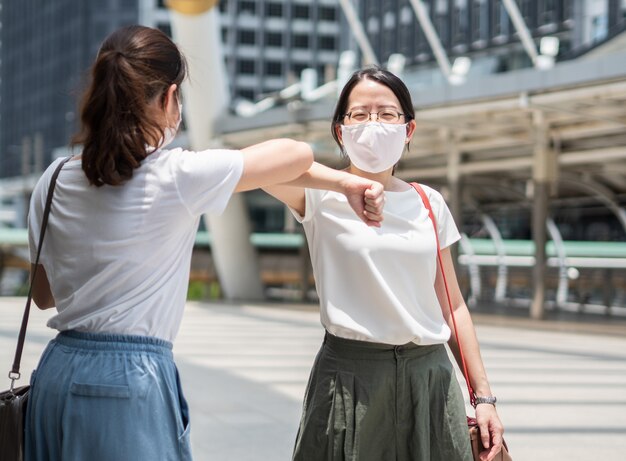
[
  {"x1": 291, "y1": 184, "x2": 461, "y2": 345},
  {"x1": 28, "y1": 148, "x2": 243, "y2": 342}
]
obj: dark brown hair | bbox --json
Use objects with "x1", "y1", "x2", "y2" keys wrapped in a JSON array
[
  {"x1": 73, "y1": 25, "x2": 187, "y2": 186},
  {"x1": 331, "y1": 66, "x2": 415, "y2": 154}
]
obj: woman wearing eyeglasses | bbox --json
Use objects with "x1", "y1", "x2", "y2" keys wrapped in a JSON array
[{"x1": 264, "y1": 67, "x2": 504, "y2": 461}]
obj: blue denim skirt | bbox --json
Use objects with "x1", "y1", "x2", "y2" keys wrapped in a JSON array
[
  {"x1": 293, "y1": 332, "x2": 473, "y2": 461},
  {"x1": 25, "y1": 330, "x2": 192, "y2": 461}
]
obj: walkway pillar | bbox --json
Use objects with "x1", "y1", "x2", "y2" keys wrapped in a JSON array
[
  {"x1": 530, "y1": 111, "x2": 551, "y2": 319},
  {"x1": 167, "y1": 0, "x2": 264, "y2": 300},
  {"x1": 446, "y1": 130, "x2": 462, "y2": 270}
]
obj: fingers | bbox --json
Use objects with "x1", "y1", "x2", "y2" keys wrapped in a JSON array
[
  {"x1": 363, "y1": 210, "x2": 383, "y2": 227},
  {"x1": 364, "y1": 181, "x2": 384, "y2": 199},
  {"x1": 479, "y1": 422, "x2": 491, "y2": 450},
  {"x1": 477, "y1": 417, "x2": 504, "y2": 461},
  {"x1": 364, "y1": 191, "x2": 385, "y2": 213}
]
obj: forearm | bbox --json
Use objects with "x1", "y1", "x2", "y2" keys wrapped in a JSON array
[
  {"x1": 446, "y1": 305, "x2": 493, "y2": 397},
  {"x1": 279, "y1": 162, "x2": 351, "y2": 193}
]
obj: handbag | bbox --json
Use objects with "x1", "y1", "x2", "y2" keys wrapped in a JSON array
[
  {"x1": 0, "y1": 157, "x2": 69, "y2": 461},
  {"x1": 411, "y1": 182, "x2": 512, "y2": 461}
]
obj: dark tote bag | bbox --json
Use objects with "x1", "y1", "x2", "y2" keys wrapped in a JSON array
[
  {"x1": 0, "y1": 158, "x2": 69, "y2": 461},
  {"x1": 411, "y1": 182, "x2": 512, "y2": 461}
]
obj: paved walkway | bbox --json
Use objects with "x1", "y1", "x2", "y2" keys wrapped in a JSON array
[{"x1": 1, "y1": 297, "x2": 625, "y2": 460}]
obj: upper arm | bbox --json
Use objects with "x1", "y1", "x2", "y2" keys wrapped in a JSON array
[
  {"x1": 235, "y1": 139, "x2": 313, "y2": 192},
  {"x1": 434, "y1": 247, "x2": 465, "y2": 317},
  {"x1": 30, "y1": 264, "x2": 55, "y2": 309},
  {"x1": 262, "y1": 184, "x2": 306, "y2": 217}
]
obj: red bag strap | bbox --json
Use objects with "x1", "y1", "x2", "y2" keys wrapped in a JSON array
[{"x1": 410, "y1": 182, "x2": 476, "y2": 407}]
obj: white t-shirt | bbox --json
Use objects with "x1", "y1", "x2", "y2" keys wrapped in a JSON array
[
  {"x1": 28, "y1": 148, "x2": 243, "y2": 342},
  {"x1": 291, "y1": 185, "x2": 461, "y2": 345}
]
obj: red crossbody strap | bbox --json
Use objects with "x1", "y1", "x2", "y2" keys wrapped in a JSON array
[{"x1": 410, "y1": 182, "x2": 476, "y2": 407}]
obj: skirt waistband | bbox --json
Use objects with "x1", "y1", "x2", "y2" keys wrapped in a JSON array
[
  {"x1": 55, "y1": 330, "x2": 173, "y2": 356},
  {"x1": 323, "y1": 331, "x2": 444, "y2": 360}
]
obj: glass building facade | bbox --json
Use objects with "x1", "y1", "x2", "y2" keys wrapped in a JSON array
[
  {"x1": 0, "y1": 0, "x2": 344, "y2": 178},
  {"x1": 0, "y1": 1, "x2": 139, "y2": 178},
  {"x1": 2, "y1": 0, "x2": 626, "y2": 179},
  {"x1": 357, "y1": 0, "x2": 626, "y2": 77}
]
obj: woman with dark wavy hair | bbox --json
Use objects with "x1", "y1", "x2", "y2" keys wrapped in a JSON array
[{"x1": 25, "y1": 26, "x2": 385, "y2": 461}]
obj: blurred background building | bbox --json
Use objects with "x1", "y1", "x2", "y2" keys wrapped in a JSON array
[{"x1": 1, "y1": 0, "x2": 625, "y2": 319}]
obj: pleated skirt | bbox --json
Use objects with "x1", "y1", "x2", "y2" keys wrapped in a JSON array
[{"x1": 293, "y1": 332, "x2": 473, "y2": 461}]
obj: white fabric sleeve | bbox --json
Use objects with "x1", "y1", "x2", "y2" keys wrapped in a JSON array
[
  {"x1": 172, "y1": 149, "x2": 244, "y2": 217},
  {"x1": 427, "y1": 186, "x2": 461, "y2": 249},
  {"x1": 288, "y1": 188, "x2": 323, "y2": 223}
]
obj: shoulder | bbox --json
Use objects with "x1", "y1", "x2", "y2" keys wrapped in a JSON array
[
  {"x1": 34, "y1": 157, "x2": 68, "y2": 192},
  {"x1": 414, "y1": 183, "x2": 446, "y2": 204}
]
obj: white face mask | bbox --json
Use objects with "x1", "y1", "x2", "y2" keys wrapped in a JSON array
[
  {"x1": 160, "y1": 99, "x2": 183, "y2": 150},
  {"x1": 341, "y1": 122, "x2": 407, "y2": 173}
]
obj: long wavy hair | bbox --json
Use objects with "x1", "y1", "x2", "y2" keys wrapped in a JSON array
[{"x1": 72, "y1": 25, "x2": 187, "y2": 186}]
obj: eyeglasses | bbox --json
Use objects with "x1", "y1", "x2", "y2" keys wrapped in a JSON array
[{"x1": 343, "y1": 109, "x2": 405, "y2": 125}]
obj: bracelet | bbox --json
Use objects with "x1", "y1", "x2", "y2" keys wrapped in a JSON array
[{"x1": 474, "y1": 395, "x2": 497, "y2": 406}]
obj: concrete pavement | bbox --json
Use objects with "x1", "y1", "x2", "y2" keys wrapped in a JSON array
[{"x1": 1, "y1": 297, "x2": 625, "y2": 460}]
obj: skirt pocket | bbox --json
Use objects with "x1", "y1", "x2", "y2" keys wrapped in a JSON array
[{"x1": 70, "y1": 383, "x2": 130, "y2": 399}]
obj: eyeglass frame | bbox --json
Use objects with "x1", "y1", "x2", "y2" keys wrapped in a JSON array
[{"x1": 341, "y1": 110, "x2": 409, "y2": 125}]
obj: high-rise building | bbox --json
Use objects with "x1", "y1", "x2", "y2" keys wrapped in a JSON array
[
  {"x1": 0, "y1": 0, "x2": 344, "y2": 179},
  {"x1": 4, "y1": 1, "x2": 623, "y2": 179},
  {"x1": 0, "y1": 1, "x2": 139, "y2": 179}
]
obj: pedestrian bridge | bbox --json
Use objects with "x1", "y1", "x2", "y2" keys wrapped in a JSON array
[{"x1": 2, "y1": 227, "x2": 624, "y2": 315}]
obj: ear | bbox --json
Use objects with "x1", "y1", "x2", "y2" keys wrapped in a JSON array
[
  {"x1": 164, "y1": 83, "x2": 178, "y2": 111},
  {"x1": 334, "y1": 123, "x2": 343, "y2": 145},
  {"x1": 405, "y1": 119, "x2": 417, "y2": 144}
]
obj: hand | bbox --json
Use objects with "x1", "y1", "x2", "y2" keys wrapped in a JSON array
[
  {"x1": 340, "y1": 176, "x2": 385, "y2": 227},
  {"x1": 475, "y1": 404, "x2": 504, "y2": 461}
]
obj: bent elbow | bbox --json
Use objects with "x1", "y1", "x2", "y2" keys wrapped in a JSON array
[
  {"x1": 33, "y1": 294, "x2": 55, "y2": 310},
  {"x1": 295, "y1": 141, "x2": 314, "y2": 172}
]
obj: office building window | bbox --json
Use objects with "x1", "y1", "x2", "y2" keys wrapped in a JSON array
[
  {"x1": 319, "y1": 6, "x2": 336, "y2": 21},
  {"x1": 519, "y1": 0, "x2": 535, "y2": 29},
  {"x1": 157, "y1": 23, "x2": 172, "y2": 38},
  {"x1": 291, "y1": 63, "x2": 308, "y2": 76},
  {"x1": 592, "y1": 15, "x2": 608, "y2": 42},
  {"x1": 293, "y1": 5, "x2": 309, "y2": 19},
  {"x1": 265, "y1": 61, "x2": 282, "y2": 76},
  {"x1": 266, "y1": 32, "x2": 283, "y2": 47},
  {"x1": 492, "y1": 2, "x2": 509, "y2": 37},
  {"x1": 538, "y1": 0, "x2": 557, "y2": 25},
  {"x1": 318, "y1": 35, "x2": 336, "y2": 50},
  {"x1": 266, "y1": 2, "x2": 283, "y2": 17},
  {"x1": 238, "y1": 88, "x2": 256, "y2": 100},
  {"x1": 293, "y1": 34, "x2": 310, "y2": 48},
  {"x1": 238, "y1": 30, "x2": 256, "y2": 45},
  {"x1": 471, "y1": 0, "x2": 488, "y2": 43},
  {"x1": 237, "y1": 59, "x2": 256, "y2": 74},
  {"x1": 238, "y1": 1, "x2": 256, "y2": 15}
]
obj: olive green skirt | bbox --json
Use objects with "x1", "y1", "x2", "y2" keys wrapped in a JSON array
[{"x1": 293, "y1": 333, "x2": 473, "y2": 461}]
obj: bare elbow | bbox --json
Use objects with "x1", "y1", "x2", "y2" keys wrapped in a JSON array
[
  {"x1": 33, "y1": 293, "x2": 55, "y2": 310},
  {"x1": 30, "y1": 264, "x2": 55, "y2": 309},
  {"x1": 295, "y1": 141, "x2": 314, "y2": 172}
]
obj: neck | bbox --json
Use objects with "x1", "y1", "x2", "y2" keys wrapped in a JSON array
[{"x1": 347, "y1": 165, "x2": 394, "y2": 190}]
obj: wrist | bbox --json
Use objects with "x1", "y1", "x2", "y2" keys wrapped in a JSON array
[
  {"x1": 335, "y1": 170, "x2": 354, "y2": 195},
  {"x1": 474, "y1": 395, "x2": 497, "y2": 407}
]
